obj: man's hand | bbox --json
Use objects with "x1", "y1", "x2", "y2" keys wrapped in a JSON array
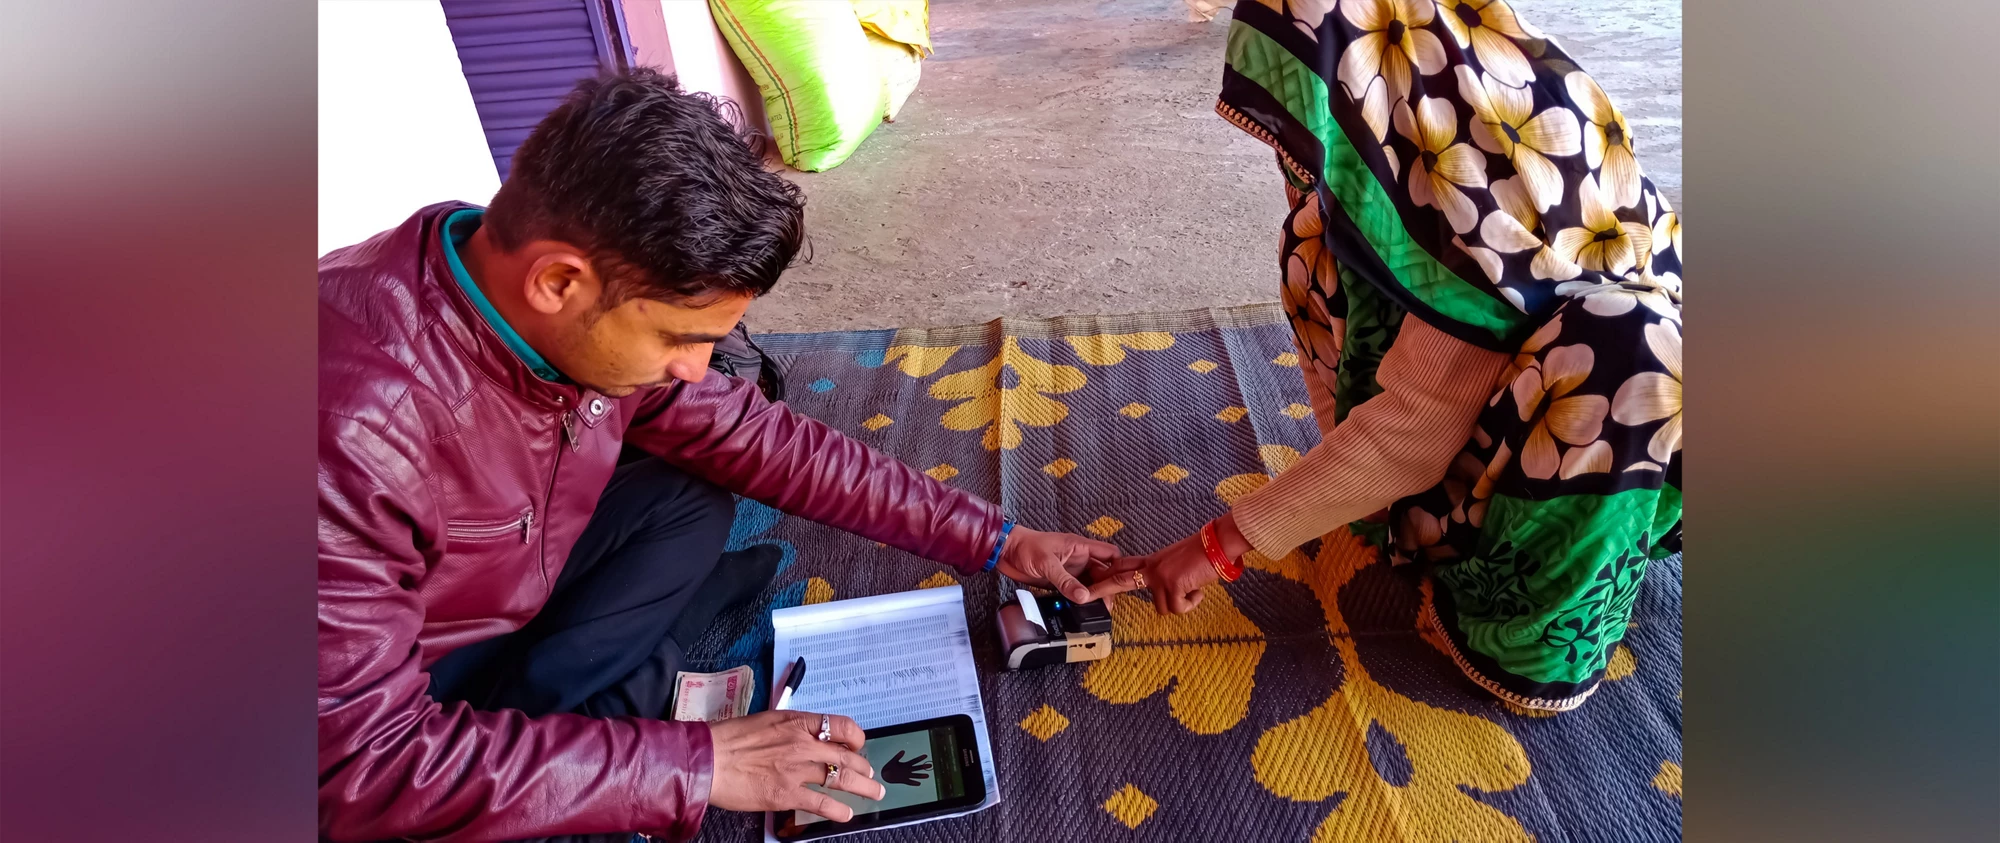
[
  {"x1": 995, "y1": 526, "x2": 1135, "y2": 603},
  {"x1": 707, "y1": 711, "x2": 885, "y2": 822}
]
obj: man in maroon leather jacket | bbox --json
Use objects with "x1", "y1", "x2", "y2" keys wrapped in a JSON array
[{"x1": 318, "y1": 70, "x2": 1139, "y2": 842}]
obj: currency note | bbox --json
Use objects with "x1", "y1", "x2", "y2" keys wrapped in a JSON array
[{"x1": 671, "y1": 665, "x2": 754, "y2": 722}]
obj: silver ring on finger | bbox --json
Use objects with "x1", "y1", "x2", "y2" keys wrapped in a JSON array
[
  {"x1": 817, "y1": 714, "x2": 832, "y2": 742},
  {"x1": 824, "y1": 763, "x2": 841, "y2": 788}
]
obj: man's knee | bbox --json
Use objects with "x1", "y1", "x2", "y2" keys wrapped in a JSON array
[
  {"x1": 611, "y1": 458, "x2": 736, "y2": 536},
  {"x1": 681, "y1": 473, "x2": 736, "y2": 536}
]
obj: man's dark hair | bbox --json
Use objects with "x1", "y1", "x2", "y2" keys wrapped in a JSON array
[{"x1": 485, "y1": 68, "x2": 805, "y2": 303}]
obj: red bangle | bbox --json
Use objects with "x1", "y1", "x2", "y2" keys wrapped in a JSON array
[{"x1": 1199, "y1": 520, "x2": 1243, "y2": 582}]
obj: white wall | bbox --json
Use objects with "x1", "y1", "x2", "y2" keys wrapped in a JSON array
[
  {"x1": 654, "y1": 1, "x2": 748, "y2": 105},
  {"x1": 623, "y1": 0, "x2": 771, "y2": 134},
  {"x1": 318, "y1": 0, "x2": 500, "y2": 256}
]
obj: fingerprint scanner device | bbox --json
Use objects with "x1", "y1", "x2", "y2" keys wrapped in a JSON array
[{"x1": 996, "y1": 577, "x2": 1113, "y2": 670}]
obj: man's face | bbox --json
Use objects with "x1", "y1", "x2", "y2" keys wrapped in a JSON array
[{"x1": 546, "y1": 290, "x2": 753, "y2": 398}]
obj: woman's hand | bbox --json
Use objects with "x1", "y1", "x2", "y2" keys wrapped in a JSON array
[
  {"x1": 1123, "y1": 533, "x2": 1220, "y2": 614},
  {"x1": 1121, "y1": 514, "x2": 1253, "y2": 615}
]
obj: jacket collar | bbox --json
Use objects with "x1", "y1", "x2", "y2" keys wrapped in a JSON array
[{"x1": 417, "y1": 202, "x2": 601, "y2": 416}]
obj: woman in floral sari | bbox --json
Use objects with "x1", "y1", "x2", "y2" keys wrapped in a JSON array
[{"x1": 1118, "y1": 0, "x2": 1682, "y2": 711}]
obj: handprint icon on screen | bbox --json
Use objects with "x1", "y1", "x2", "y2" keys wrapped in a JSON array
[{"x1": 882, "y1": 751, "x2": 932, "y2": 786}]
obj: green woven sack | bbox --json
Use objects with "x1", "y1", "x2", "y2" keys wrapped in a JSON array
[{"x1": 709, "y1": 0, "x2": 885, "y2": 171}]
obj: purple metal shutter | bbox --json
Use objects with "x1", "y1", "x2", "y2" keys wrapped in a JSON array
[{"x1": 441, "y1": 0, "x2": 634, "y2": 180}]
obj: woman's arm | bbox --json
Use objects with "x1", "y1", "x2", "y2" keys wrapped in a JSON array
[
  {"x1": 1125, "y1": 316, "x2": 1508, "y2": 613},
  {"x1": 1233, "y1": 316, "x2": 1509, "y2": 559}
]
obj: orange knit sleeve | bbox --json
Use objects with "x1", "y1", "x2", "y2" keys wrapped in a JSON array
[{"x1": 1233, "y1": 316, "x2": 1510, "y2": 560}]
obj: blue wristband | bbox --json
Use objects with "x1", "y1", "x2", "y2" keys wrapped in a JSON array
[{"x1": 982, "y1": 519, "x2": 1015, "y2": 573}]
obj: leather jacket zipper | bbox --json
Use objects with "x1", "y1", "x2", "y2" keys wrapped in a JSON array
[
  {"x1": 445, "y1": 507, "x2": 534, "y2": 544},
  {"x1": 533, "y1": 410, "x2": 573, "y2": 578}
]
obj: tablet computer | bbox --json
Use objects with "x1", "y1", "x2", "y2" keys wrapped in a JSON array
[{"x1": 772, "y1": 714, "x2": 986, "y2": 840}]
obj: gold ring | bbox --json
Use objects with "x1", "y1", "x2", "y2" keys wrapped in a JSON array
[
  {"x1": 1132, "y1": 572, "x2": 1146, "y2": 588},
  {"x1": 824, "y1": 764, "x2": 841, "y2": 788}
]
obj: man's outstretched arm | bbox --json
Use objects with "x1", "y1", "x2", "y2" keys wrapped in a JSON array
[
  {"x1": 622, "y1": 374, "x2": 1132, "y2": 601},
  {"x1": 623, "y1": 374, "x2": 1002, "y2": 571}
]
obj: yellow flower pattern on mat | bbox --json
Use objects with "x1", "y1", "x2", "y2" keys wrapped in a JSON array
[
  {"x1": 1262, "y1": 444, "x2": 1303, "y2": 474},
  {"x1": 882, "y1": 344, "x2": 961, "y2": 377},
  {"x1": 1213, "y1": 471, "x2": 1535, "y2": 841},
  {"x1": 1084, "y1": 516, "x2": 1125, "y2": 539},
  {"x1": 1066, "y1": 332, "x2": 1175, "y2": 365},
  {"x1": 1103, "y1": 783, "x2": 1159, "y2": 829},
  {"x1": 1258, "y1": 513, "x2": 1376, "y2": 634},
  {"x1": 1082, "y1": 585, "x2": 1265, "y2": 734},
  {"x1": 1605, "y1": 644, "x2": 1636, "y2": 680},
  {"x1": 1213, "y1": 446, "x2": 1301, "y2": 510},
  {"x1": 1253, "y1": 639, "x2": 1532, "y2": 843},
  {"x1": 903, "y1": 334, "x2": 1173, "y2": 450},
  {"x1": 1019, "y1": 704, "x2": 1071, "y2": 742},
  {"x1": 931, "y1": 337, "x2": 1085, "y2": 450},
  {"x1": 1215, "y1": 471, "x2": 1271, "y2": 507},
  {"x1": 1651, "y1": 760, "x2": 1682, "y2": 797},
  {"x1": 803, "y1": 577, "x2": 834, "y2": 605},
  {"x1": 915, "y1": 571, "x2": 957, "y2": 590}
]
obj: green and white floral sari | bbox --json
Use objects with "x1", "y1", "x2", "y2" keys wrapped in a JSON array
[{"x1": 1223, "y1": 0, "x2": 1682, "y2": 710}]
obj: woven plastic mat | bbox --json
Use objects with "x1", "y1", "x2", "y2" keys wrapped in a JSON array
[{"x1": 685, "y1": 304, "x2": 1682, "y2": 842}]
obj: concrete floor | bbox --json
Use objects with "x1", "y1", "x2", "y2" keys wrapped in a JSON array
[{"x1": 748, "y1": 0, "x2": 1681, "y2": 334}]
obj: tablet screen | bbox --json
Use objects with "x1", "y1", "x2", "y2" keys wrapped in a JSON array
[{"x1": 793, "y1": 723, "x2": 965, "y2": 826}]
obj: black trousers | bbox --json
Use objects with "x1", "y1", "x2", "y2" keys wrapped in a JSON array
[{"x1": 427, "y1": 459, "x2": 751, "y2": 843}]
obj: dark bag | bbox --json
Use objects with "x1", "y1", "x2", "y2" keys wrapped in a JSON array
[
  {"x1": 707, "y1": 322, "x2": 785, "y2": 404},
  {"x1": 620, "y1": 323, "x2": 785, "y2": 466}
]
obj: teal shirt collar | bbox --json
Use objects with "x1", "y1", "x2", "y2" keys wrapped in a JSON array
[{"x1": 441, "y1": 209, "x2": 566, "y2": 382}]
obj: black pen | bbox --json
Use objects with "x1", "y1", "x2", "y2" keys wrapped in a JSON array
[{"x1": 772, "y1": 656, "x2": 807, "y2": 711}]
